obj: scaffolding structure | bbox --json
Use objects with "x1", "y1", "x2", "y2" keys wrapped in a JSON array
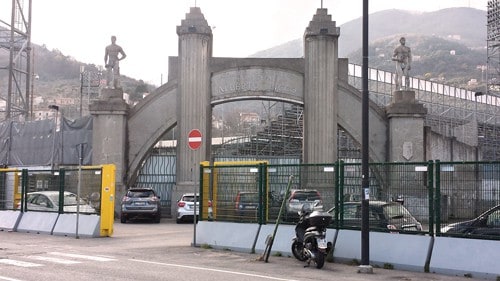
[
  {"x1": 0, "y1": 0, "x2": 32, "y2": 121},
  {"x1": 488, "y1": 0, "x2": 500, "y2": 97},
  {"x1": 212, "y1": 61, "x2": 500, "y2": 161}
]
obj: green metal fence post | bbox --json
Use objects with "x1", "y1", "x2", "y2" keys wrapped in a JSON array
[
  {"x1": 338, "y1": 160, "x2": 345, "y2": 228},
  {"x1": 427, "y1": 160, "x2": 434, "y2": 236},
  {"x1": 21, "y1": 169, "x2": 28, "y2": 212},
  {"x1": 258, "y1": 162, "x2": 268, "y2": 225},
  {"x1": 435, "y1": 160, "x2": 441, "y2": 235},
  {"x1": 58, "y1": 168, "x2": 65, "y2": 214}
]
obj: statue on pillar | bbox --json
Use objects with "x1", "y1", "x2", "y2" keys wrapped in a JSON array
[
  {"x1": 104, "y1": 35, "x2": 127, "y2": 89},
  {"x1": 392, "y1": 37, "x2": 412, "y2": 91}
]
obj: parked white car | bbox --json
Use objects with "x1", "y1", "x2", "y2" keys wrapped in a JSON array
[
  {"x1": 175, "y1": 193, "x2": 212, "y2": 223},
  {"x1": 25, "y1": 191, "x2": 97, "y2": 214}
]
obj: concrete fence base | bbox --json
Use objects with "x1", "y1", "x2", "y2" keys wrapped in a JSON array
[
  {"x1": 0, "y1": 210, "x2": 101, "y2": 237},
  {"x1": 430, "y1": 236, "x2": 500, "y2": 280},
  {"x1": 195, "y1": 221, "x2": 500, "y2": 280},
  {"x1": 0, "y1": 210, "x2": 22, "y2": 231}
]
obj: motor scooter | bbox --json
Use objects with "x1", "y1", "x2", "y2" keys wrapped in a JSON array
[{"x1": 291, "y1": 204, "x2": 332, "y2": 269}]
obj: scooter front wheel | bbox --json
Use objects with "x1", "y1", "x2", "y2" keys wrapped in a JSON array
[{"x1": 291, "y1": 241, "x2": 307, "y2": 261}]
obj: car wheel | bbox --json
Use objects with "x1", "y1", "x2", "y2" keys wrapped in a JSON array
[
  {"x1": 120, "y1": 216, "x2": 126, "y2": 223},
  {"x1": 176, "y1": 217, "x2": 182, "y2": 224},
  {"x1": 154, "y1": 215, "x2": 161, "y2": 223}
]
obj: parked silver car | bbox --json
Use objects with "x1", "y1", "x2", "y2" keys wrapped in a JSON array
[
  {"x1": 120, "y1": 187, "x2": 161, "y2": 223},
  {"x1": 285, "y1": 189, "x2": 323, "y2": 221}
]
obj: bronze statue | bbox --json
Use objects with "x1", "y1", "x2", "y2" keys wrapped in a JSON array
[
  {"x1": 104, "y1": 35, "x2": 127, "y2": 88},
  {"x1": 392, "y1": 37, "x2": 411, "y2": 90}
]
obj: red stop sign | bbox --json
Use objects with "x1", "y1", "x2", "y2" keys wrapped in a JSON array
[{"x1": 188, "y1": 129, "x2": 202, "y2": 150}]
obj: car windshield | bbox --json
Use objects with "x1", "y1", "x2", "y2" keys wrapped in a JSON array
[
  {"x1": 383, "y1": 203, "x2": 412, "y2": 218},
  {"x1": 292, "y1": 191, "x2": 320, "y2": 201},
  {"x1": 46, "y1": 193, "x2": 85, "y2": 206},
  {"x1": 240, "y1": 193, "x2": 258, "y2": 203},
  {"x1": 127, "y1": 190, "x2": 155, "y2": 198},
  {"x1": 62, "y1": 193, "x2": 80, "y2": 206},
  {"x1": 182, "y1": 195, "x2": 197, "y2": 202},
  {"x1": 487, "y1": 210, "x2": 500, "y2": 226}
]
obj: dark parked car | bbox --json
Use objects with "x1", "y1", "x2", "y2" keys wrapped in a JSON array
[
  {"x1": 328, "y1": 200, "x2": 422, "y2": 232},
  {"x1": 120, "y1": 187, "x2": 161, "y2": 223},
  {"x1": 441, "y1": 204, "x2": 500, "y2": 236},
  {"x1": 234, "y1": 191, "x2": 259, "y2": 219}
]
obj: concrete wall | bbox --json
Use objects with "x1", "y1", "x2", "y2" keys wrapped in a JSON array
[{"x1": 425, "y1": 129, "x2": 478, "y2": 162}]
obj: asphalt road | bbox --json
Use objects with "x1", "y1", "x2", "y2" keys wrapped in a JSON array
[{"x1": 0, "y1": 218, "x2": 485, "y2": 281}]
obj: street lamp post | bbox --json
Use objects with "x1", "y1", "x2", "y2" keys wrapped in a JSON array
[
  {"x1": 31, "y1": 73, "x2": 38, "y2": 120},
  {"x1": 80, "y1": 66, "x2": 85, "y2": 118},
  {"x1": 48, "y1": 105, "x2": 59, "y2": 170},
  {"x1": 474, "y1": 92, "x2": 484, "y2": 147},
  {"x1": 474, "y1": 91, "x2": 484, "y2": 217}
]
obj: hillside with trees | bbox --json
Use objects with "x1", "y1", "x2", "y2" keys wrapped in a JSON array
[
  {"x1": 250, "y1": 7, "x2": 486, "y2": 90},
  {"x1": 0, "y1": 7, "x2": 488, "y2": 120}
]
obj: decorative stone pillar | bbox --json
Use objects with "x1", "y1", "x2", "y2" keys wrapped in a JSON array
[
  {"x1": 386, "y1": 90, "x2": 427, "y2": 162},
  {"x1": 174, "y1": 7, "x2": 212, "y2": 210},
  {"x1": 90, "y1": 88, "x2": 129, "y2": 214},
  {"x1": 303, "y1": 8, "x2": 340, "y2": 164}
]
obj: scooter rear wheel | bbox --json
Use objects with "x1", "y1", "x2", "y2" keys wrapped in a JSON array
[
  {"x1": 291, "y1": 241, "x2": 307, "y2": 261},
  {"x1": 314, "y1": 250, "x2": 325, "y2": 269}
]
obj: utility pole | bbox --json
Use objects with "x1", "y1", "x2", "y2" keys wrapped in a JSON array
[{"x1": 359, "y1": 0, "x2": 373, "y2": 274}]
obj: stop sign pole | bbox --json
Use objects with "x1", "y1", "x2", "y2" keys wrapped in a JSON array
[{"x1": 188, "y1": 129, "x2": 202, "y2": 150}]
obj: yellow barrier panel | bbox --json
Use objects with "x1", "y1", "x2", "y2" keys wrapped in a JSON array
[
  {"x1": 13, "y1": 171, "x2": 19, "y2": 210},
  {"x1": 0, "y1": 168, "x2": 20, "y2": 209},
  {"x1": 100, "y1": 164, "x2": 115, "y2": 237},
  {"x1": 201, "y1": 161, "x2": 211, "y2": 220}
]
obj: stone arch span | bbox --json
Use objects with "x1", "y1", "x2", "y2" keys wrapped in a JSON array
[
  {"x1": 127, "y1": 80, "x2": 178, "y2": 185},
  {"x1": 126, "y1": 66, "x2": 387, "y2": 186}
]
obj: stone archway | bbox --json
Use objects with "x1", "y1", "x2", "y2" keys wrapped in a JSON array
[
  {"x1": 92, "y1": 7, "x2": 390, "y2": 215},
  {"x1": 124, "y1": 64, "x2": 387, "y2": 187}
]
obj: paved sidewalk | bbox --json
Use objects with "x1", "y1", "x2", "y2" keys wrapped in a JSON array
[{"x1": 203, "y1": 247, "x2": 488, "y2": 281}]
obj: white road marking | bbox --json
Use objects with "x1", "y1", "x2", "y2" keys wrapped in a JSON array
[
  {"x1": 48, "y1": 252, "x2": 116, "y2": 262},
  {"x1": 28, "y1": 255, "x2": 81, "y2": 264},
  {"x1": 0, "y1": 259, "x2": 42, "y2": 267},
  {"x1": 130, "y1": 259, "x2": 299, "y2": 281},
  {"x1": 0, "y1": 276, "x2": 24, "y2": 281}
]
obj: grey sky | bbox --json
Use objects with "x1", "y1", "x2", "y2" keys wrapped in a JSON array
[{"x1": 2, "y1": 0, "x2": 486, "y2": 85}]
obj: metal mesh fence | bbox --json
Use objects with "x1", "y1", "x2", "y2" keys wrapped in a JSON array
[
  {"x1": 200, "y1": 161, "x2": 447, "y2": 236},
  {"x1": 135, "y1": 154, "x2": 176, "y2": 216},
  {"x1": 436, "y1": 161, "x2": 500, "y2": 240},
  {"x1": 267, "y1": 164, "x2": 337, "y2": 223},
  {"x1": 209, "y1": 163, "x2": 266, "y2": 223},
  {"x1": 338, "y1": 161, "x2": 432, "y2": 234},
  {"x1": 0, "y1": 167, "x2": 103, "y2": 214}
]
